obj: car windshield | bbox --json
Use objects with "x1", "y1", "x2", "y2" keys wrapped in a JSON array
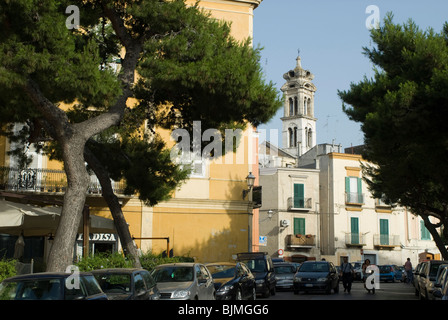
[
  {"x1": 274, "y1": 265, "x2": 296, "y2": 274},
  {"x1": 151, "y1": 266, "x2": 194, "y2": 282},
  {"x1": 379, "y1": 266, "x2": 392, "y2": 272},
  {"x1": 0, "y1": 278, "x2": 63, "y2": 300},
  {"x1": 207, "y1": 265, "x2": 235, "y2": 278},
  {"x1": 240, "y1": 259, "x2": 267, "y2": 273},
  {"x1": 299, "y1": 263, "x2": 329, "y2": 273},
  {"x1": 94, "y1": 273, "x2": 132, "y2": 294}
]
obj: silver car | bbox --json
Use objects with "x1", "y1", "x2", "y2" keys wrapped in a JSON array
[
  {"x1": 150, "y1": 263, "x2": 215, "y2": 300},
  {"x1": 274, "y1": 262, "x2": 296, "y2": 290}
]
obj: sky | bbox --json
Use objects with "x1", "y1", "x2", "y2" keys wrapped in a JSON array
[{"x1": 253, "y1": 0, "x2": 448, "y2": 150}]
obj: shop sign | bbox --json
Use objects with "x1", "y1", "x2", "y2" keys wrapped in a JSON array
[{"x1": 77, "y1": 233, "x2": 117, "y2": 242}]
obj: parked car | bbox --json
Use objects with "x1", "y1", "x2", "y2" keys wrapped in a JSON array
[
  {"x1": 413, "y1": 262, "x2": 424, "y2": 296},
  {"x1": 206, "y1": 262, "x2": 256, "y2": 300},
  {"x1": 150, "y1": 263, "x2": 215, "y2": 300},
  {"x1": 236, "y1": 252, "x2": 276, "y2": 298},
  {"x1": 379, "y1": 265, "x2": 401, "y2": 282},
  {"x1": 274, "y1": 262, "x2": 296, "y2": 291},
  {"x1": 352, "y1": 262, "x2": 363, "y2": 281},
  {"x1": 417, "y1": 260, "x2": 448, "y2": 300},
  {"x1": 0, "y1": 272, "x2": 108, "y2": 300},
  {"x1": 393, "y1": 265, "x2": 406, "y2": 282},
  {"x1": 293, "y1": 261, "x2": 339, "y2": 295},
  {"x1": 432, "y1": 264, "x2": 448, "y2": 300},
  {"x1": 92, "y1": 268, "x2": 160, "y2": 300}
]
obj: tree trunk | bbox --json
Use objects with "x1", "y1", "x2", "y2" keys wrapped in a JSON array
[
  {"x1": 422, "y1": 215, "x2": 448, "y2": 261},
  {"x1": 84, "y1": 147, "x2": 142, "y2": 268},
  {"x1": 46, "y1": 139, "x2": 90, "y2": 272}
]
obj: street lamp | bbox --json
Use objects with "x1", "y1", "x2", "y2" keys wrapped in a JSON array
[{"x1": 243, "y1": 172, "x2": 256, "y2": 199}]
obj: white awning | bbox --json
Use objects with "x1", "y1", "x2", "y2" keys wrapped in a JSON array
[{"x1": 0, "y1": 199, "x2": 115, "y2": 236}]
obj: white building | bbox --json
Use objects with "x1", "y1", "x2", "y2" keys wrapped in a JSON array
[{"x1": 259, "y1": 57, "x2": 441, "y2": 267}]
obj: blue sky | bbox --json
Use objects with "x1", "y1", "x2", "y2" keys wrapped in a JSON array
[{"x1": 253, "y1": 0, "x2": 448, "y2": 149}]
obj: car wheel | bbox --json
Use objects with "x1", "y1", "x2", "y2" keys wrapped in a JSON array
[
  {"x1": 263, "y1": 286, "x2": 270, "y2": 298},
  {"x1": 334, "y1": 282, "x2": 339, "y2": 293},
  {"x1": 270, "y1": 285, "x2": 276, "y2": 296},
  {"x1": 235, "y1": 289, "x2": 242, "y2": 300},
  {"x1": 249, "y1": 287, "x2": 256, "y2": 300}
]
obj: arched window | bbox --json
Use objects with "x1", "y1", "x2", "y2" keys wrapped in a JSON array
[
  {"x1": 289, "y1": 98, "x2": 294, "y2": 116},
  {"x1": 288, "y1": 128, "x2": 293, "y2": 147},
  {"x1": 293, "y1": 127, "x2": 298, "y2": 147},
  {"x1": 307, "y1": 128, "x2": 312, "y2": 147},
  {"x1": 307, "y1": 98, "x2": 312, "y2": 116},
  {"x1": 294, "y1": 97, "x2": 298, "y2": 115},
  {"x1": 304, "y1": 98, "x2": 307, "y2": 115}
]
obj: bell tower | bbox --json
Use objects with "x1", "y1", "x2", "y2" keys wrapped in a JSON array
[{"x1": 281, "y1": 55, "x2": 317, "y2": 157}]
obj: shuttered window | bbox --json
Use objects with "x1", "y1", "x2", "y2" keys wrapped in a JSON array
[
  {"x1": 294, "y1": 218, "x2": 305, "y2": 235},
  {"x1": 293, "y1": 183, "x2": 305, "y2": 208}
]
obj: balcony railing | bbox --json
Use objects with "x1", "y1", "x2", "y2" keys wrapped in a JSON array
[
  {"x1": 373, "y1": 234, "x2": 400, "y2": 248},
  {"x1": 345, "y1": 233, "x2": 366, "y2": 247},
  {"x1": 345, "y1": 192, "x2": 364, "y2": 205},
  {"x1": 286, "y1": 234, "x2": 315, "y2": 248},
  {"x1": 287, "y1": 197, "x2": 312, "y2": 211},
  {"x1": 0, "y1": 166, "x2": 126, "y2": 195}
]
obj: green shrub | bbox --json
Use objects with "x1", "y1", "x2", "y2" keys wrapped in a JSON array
[
  {"x1": 76, "y1": 252, "x2": 133, "y2": 271},
  {"x1": 75, "y1": 251, "x2": 194, "y2": 272},
  {"x1": 0, "y1": 259, "x2": 17, "y2": 282},
  {"x1": 139, "y1": 252, "x2": 194, "y2": 271}
]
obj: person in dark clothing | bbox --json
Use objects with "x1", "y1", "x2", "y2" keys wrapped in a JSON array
[{"x1": 340, "y1": 257, "x2": 354, "y2": 293}]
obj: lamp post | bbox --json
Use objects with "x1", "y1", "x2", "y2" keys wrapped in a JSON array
[{"x1": 243, "y1": 172, "x2": 256, "y2": 199}]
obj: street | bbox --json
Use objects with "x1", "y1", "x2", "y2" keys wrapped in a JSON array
[{"x1": 261, "y1": 281, "x2": 418, "y2": 300}]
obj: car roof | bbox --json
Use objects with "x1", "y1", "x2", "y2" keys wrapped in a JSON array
[
  {"x1": 91, "y1": 268, "x2": 148, "y2": 274},
  {"x1": 2, "y1": 272, "x2": 94, "y2": 282},
  {"x1": 154, "y1": 262, "x2": 198, "y2": 268},
  {"x1": 206, "y1": 262, "x2": 236, "y2": 266}
]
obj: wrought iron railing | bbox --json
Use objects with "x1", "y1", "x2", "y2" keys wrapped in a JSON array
[
  {"x1": 287, "y1": 197, "x2": 312, "y2": 210},
  {"x1": 373, "y1": 234, "x2": 400, "y2": 247},
  {"x1": 345, "y1": 192, "x2": 364, "y2": 204},
  {"x1": 0, "y1": 166, "x2": 126, "y2": 195},
  {"x1": 345, "y1": 233, "x2": 366, "y2": 246}
]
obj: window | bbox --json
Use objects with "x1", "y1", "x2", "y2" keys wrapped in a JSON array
[
  {"x1": 420, "y1": 221, "x2": 431, "y2": 240},
  {"x1": 293, "y1": 183, "x2": 305, "y2": 208},
  {"x1": 294, "y1": 96, "x2": 298, "y2": 115},
  {"x1": 380, "y1": 219, "x2": 389, "y2": 245},
  {"x1": 351, "y1": 217, "x2": 359, "y2": 244},
  {"x1": 294, "y1": 217, "x2": 305, "y2": 235},
  {"x1": 345, "y1": 177, "x2": 363, "y2": 204},
  {"x1": 289, "y1": 98, "x2": 294, "y2": 116}
]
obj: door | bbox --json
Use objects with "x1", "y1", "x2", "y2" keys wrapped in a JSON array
[
  {"x1": 133, "y1": 273, "x2": 149, "y2": 300},
  {"x1": 198, "y1": 265, "x2": 214, "y2": 300},
  {"x1": 380, "y1": 219, "x2": 389, "y2": 245}
]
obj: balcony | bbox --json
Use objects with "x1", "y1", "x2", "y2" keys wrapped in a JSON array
[
  {"x1": 286, "y1": 234, "x2": 315, "y2": 249},
  {"x1": 287, "y1": 197, "x2": 312, "y2": 211},
  {"x1": 345, "y1": 233, "x2": 366, "y2": 247},
  {"x1": 373, "y1": 234, "x2": 400, "y2": 249},
  {"x1": 345, "y1": 192, "x2": 364, "y2": 205},
  {"x1": 0, "y1": 166, "x2": 126, "y2": 195}
]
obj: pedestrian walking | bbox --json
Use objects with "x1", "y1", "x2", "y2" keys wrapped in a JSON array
[
  {"x1": 404, "y1": 258, "x2": 413, "y2": 284},
  {"x1": 362, "y1": 259, "x2": 375, "y2": 293},
  {"x1": 340, "y1": 257, "x2": 354, "y2": 293}
]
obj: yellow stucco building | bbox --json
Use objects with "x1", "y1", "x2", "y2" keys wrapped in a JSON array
[{"x1": 0, "y1": 0, "x2": 263, "y2": 264}]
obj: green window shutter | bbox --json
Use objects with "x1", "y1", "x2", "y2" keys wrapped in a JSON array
[
  {"x1": 421, "y1": 221, "x2": 431, "y2": 240},
  {"x1": 294, "y1": 183, "x2": 304, "y2": 208},
  {"x1": 351, "y1": 217, "x2": 359, "y2": 244},
  {"x1": 357, "y1": 178, "x2": 363, "y2": 203},
  {"x1": 380, "y1": 219, "x2": 389, "y2": 245},
  {"x1": 294, "y1": 218, "x2": 305, "y2": 235}
]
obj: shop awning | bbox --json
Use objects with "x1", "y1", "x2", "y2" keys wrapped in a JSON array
[{"x1": 0, "y1": 199, "x2": 116, "y2": 236}]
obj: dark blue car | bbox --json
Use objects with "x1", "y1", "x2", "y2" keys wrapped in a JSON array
[{"x1": 0, "y1": 272, "x2": 108, "y2": 300}]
